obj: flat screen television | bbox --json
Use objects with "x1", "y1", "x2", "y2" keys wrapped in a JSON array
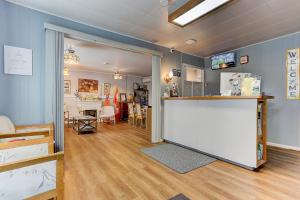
[{"x1": 211, "y1": 52, "x2": 236, "y2": 70}]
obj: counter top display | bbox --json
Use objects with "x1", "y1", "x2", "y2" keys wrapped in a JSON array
[
  {"x1": 162, "y1": 95, "x2": 274, "y2": 100},
  {"x1": 162, "y1": 95, "x2": 274, "y2": 170}
]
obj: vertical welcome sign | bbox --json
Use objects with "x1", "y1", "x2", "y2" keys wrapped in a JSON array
[{"x1": 286, "y1": 48, "x2": 300, "y2": 99}]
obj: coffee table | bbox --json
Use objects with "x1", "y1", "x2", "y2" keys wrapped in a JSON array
[{"x1": 73, "y1": 115, "x2": 97, "y2": 134}]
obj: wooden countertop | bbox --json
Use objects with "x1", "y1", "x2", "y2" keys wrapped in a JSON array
[{"x1": 162, "y1": 96, "x2": 274, "y2": 101}]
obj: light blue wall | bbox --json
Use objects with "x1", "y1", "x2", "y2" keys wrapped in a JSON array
[
  {"x1": 0, "y1": 0, "x2": 203, "y2": 125},
  {"x1": 204, "y1": 33, "x2": 300, "y2": 147}
]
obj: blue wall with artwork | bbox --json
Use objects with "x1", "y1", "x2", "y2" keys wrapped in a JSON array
[
  {"x1": 204, "y1": 32, "x2": 300, "y2": 148},
  {"x1": 0, "y1": 0, "x2": 203, "y2": 125}
]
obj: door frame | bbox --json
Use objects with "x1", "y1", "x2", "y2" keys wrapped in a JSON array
[{"x1": 44, "y1": 23, "x2": 163, "y2": 143}]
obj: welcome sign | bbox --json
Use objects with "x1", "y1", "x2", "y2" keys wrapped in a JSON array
[{"x1": 286, "y1": 48, "x2": 300, "y2": 99}]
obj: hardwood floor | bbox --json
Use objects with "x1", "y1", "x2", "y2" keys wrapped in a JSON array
[{"x1": 64, "y1": 123, "x2": 300, "y2": 200}]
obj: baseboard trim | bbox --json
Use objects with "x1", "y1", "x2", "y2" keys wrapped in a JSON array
[{"x1": 267, "y1": 142, "x2": 300, "y2": 151}]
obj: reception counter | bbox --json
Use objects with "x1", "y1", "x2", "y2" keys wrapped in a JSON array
[{"x1": 162, "y1": 96, "x2": 274, "y2": 170}]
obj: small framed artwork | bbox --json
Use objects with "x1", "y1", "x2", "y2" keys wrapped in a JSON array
[
  {"x1": 103, "y1": 83, "x2": 111, "y2": 96},
  {"x1": 240, "y1": 55, "x2": 249, "y2": 64},
  {"x1": 4, "y1": 45, "x2": 33, "y2": 75},
  {"x1": 172, "y1": 68, "x2": 182, "y2": 77},
  {"x1": 119, "y1": 93, "x2": 127, "y2": 102},
  {"x1": 64, "y1": 80, "x2": 71, "y2": 94}
]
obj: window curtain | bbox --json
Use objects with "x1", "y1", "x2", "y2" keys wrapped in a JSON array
[
  {"x1": 151, "y1": 55, "x2": 162, "y2": 143},
  {"x1": 45, "y1": 29, "x2": 64, "y2": 151}
]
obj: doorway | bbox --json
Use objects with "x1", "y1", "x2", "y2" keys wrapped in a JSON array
[
  {"x1": 63, "y1": 37, "x2": 153, "y2": 141},
  {"x1": 45, "y1": 23, "x2": 162, "y2": 150}
]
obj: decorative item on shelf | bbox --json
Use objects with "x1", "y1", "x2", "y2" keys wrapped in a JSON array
[
  {"x1": 170, "y1": 83, "x2": 179, "y2": 97},
  {"x1": 164, "y1": 70, "x2": 174, "y2": 83},
  {"x1": 240, "y1": 55, "x2": 249, "y2": 64},
  {"x1": 163, "y1": 86, "x2": 170, "y2": 97},
  {"x1": 113, "y1": 71, "x2": 123, "y2": 80},
  {"x1": 229, "y1": 75, "x2": 243, "y2": 96},
  {"x1": 64, "y1": 46, "x2": 80, "y2": 65},
  {"x1": 286, "y1": 48, "x2": 300, "y2": 99},
  {"x1": 221, "y1": 90, "x2": 232, "y2": 96},
  {"x1": 85, "y1": 94, "x2": 99, "y2": 101},
  {"x1": 64, "y1": 80, "x2": 71, "y2": 94},
  {"x1": 74, "y1": 90, "x2": 82, "y2": 100},
  {"x1": 241, "y1": 75, "x2": 261, "y2": 96},
  {"x1": 221, "y1": 72, "x2": 251, "y2": 96}
]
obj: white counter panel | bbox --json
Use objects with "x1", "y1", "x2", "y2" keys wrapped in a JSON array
[{"x1": 163, "y1": 99, "x2": 258, "y2": 168}]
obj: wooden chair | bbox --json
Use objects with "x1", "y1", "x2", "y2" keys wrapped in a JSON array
[
  {"x1": 0, "y1": 123, "x2": 64, "y2": 200},
  {"x1": 134, "y1": 103, "x2": 146, "y2": 128},
  {"x1": 0, "y1": 152, "x2": 64, "y2": 200},
  {"x1": 128, "y1": 103, "x2": 135, "y2": 125}
]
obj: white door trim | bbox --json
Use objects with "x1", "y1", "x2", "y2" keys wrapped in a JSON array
[
  {"x1": 44, "y1": 23, "x2": 163, "y2": 143},
  {"x1": 44, "y1": 23, "x2": 162, "y2": 57}
]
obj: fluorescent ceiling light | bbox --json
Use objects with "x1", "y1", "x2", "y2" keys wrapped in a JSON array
[{"x1": 173, "y1": 0, "x2": 230, "y2": 26}]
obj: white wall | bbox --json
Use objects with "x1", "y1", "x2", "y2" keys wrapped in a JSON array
[{"x1": 64, "y1": 70, "x2": 143, "y2": 117}]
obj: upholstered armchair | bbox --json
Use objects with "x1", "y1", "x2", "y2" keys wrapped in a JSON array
[{"x1": 99, "y1": 106, "x2": 116, "y2": 124}]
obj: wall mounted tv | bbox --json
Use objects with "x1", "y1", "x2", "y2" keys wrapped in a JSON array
[{"x1": 211, "y1": 52, "x2": 236, "y2": 70}]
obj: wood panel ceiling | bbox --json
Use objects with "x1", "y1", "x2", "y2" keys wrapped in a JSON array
[{"x1": 6, "y1": 0, "x2": 300, "y2": 57}]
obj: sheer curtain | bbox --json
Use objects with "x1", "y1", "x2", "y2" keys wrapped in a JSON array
[{"x1": 45, "y1": 29, "x2": 64, "y2": 151}]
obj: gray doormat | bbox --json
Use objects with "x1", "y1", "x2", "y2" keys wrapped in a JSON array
[
  {"x1": 141, "y1": 143, "x2": 216, "y2": 174},
  {"x1": 169, "y1": 193, "x2": 190, "y2": 200}
]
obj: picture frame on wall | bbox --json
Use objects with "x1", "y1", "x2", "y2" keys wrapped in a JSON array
[
  {"x1": 103, "y1": 83, "x2": 111, "y2": 97},
  {"x1": 64, "y1": 80, "x2": 71, "y2": 94},
  {"x1": 240, "y1": 55, "x2": 249, "y2": 64},
  {"x1": 172, "y1": 68, "x2": 182, "y2": 77},
  {"x1": 78, "y1": 78, "x2": 98, "y2": 93},
  {"x1": 4, "y1": 45, "x2": 33, "y2": 75},
  {"x1": 119, "y1": 93, "x2": 127, "y2": 102}
]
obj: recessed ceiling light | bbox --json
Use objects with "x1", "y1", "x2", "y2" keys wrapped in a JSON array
[
  {"x1": 185, "y1": 39, "x2": 197, "y2": 45},
  {"x1": 103, "y1": 62, "x2": 110, "y2": 65},
  {"x1": 169, "y1": 0, "x2": 231, "y2": 27}
]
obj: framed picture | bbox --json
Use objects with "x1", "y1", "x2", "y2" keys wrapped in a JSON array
[
  {"x1": 240, "y1": 55, "x2": 249, "y2": 64},
  {"x1": 172, "y1": 68, "x2": 181, "y2": 77},
  {"x1": 103, "y1": 83, "x2": 111, "y2": 96},
  {"x1": 78, "y1": 79, "x2": 98, "y2": 93},
  {"x1": 119, "y1": 93, "x2": 127, "y2": 102},
  {"x1": 64, "y1": 80, "x2": 71, "y2": 94},
  {"x1": 4, "y1": 45, "x2": 33, "y2": 75}
]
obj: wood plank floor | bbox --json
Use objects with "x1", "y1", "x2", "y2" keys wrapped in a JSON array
[{"x1": 64, "y1": 123, "x2": 300, "y2": 200}]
